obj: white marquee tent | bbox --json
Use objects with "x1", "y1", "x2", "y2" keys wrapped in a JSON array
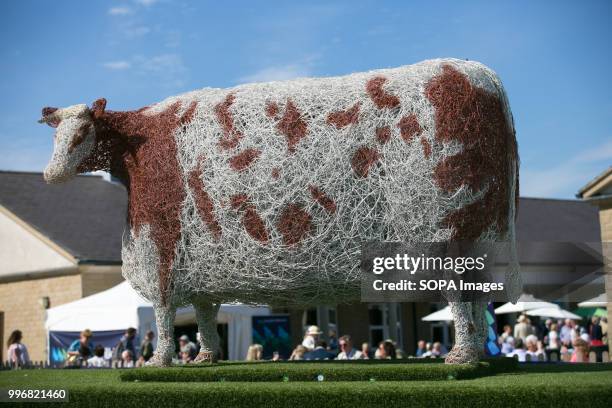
[
  {"x1": 45, "y1": 281, "x2": 270, "y2": 360},
  {"x1": 526, "y1": 307, "x2": 582, "y2": 320},
  {"x1": 494, "y1": 294, "x2": 559, "y2": 314},
  {"x1": 578, "y1": 293, "x2": 607, "y2": 308},
  {"x1": 422, "y1": 306, "x2": 453, "y2": 322}
]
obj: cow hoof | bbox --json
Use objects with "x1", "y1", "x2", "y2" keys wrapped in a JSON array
[
  {"x1": 193, "y1": 351, "x2": 217, "y2": 364},
  {"x1": 145, "y1": 354, "x2": 172, "y2": 367},
  {"x1": 444, "y1": 346, "x2": 479, "y2": 364}
]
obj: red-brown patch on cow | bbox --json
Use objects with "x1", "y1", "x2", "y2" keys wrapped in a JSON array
[
  {"x1": 277, "y1": 203, "x2": 312, "y2": 246},
  {"x1": 215, "y1": 93, "x2": 243, "y2": 150},
  {"x1": 265, "y1": 101, "x2": 279, "y2": 118},
  {"x1": 366, "y1": 76, "x2": 400, "y2": 109},
  {"x1": 421, "y1": 137, "x2": 432, "y2": 159},
  {"x1": 425, "y1": 64, "x2": 518, "y2": 240},
  {"x1": 397, "y1": 113, "x2": 422, "y2": 143},
  {"x1": 229, "y1": 194, "x2": 269, "y2": 244},
  {"x1": 230, "y1": 193, "x2": 249, "y2": 210},
  {"x1": 271, "y1": 167, "x2": 280, "y2": 180},
  {"x1": 229, "y1": 148, "x2": 261, "y2": 172},
  {"x1": 375, "y1": 126, "x2": 391, "y2": 144},
  {"x1": 351, "y1": 146, "x2": 380, "y2": 178},
  {"x1": 181, "y1": 101, "x2": 198, "y2": 125},
  {"x1": 188, "y1": 158, "x2": 222, "y2": 242},
  {"x1": 277, "y1": 99, "x2": 308, "y2": 153},
  {"x1": 326, "y1": 102, "x2": 361, "y2": 129},
  {"x1": 309, "y1": 185, "x2": 336, "y2": 214},
  {"x1": 78, "y1": 99, "x2": 199, "y2": 304},
  {"x1": 242, "y1": 206, "x2": 270, "y2": 244},
  {"x1": 67, "y1": 122, "x2": 92, "y2": 153}
]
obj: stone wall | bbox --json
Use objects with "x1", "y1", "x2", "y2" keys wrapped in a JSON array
[{"x1": 0, "y1": 274, "x2": 82, "y2": 362}]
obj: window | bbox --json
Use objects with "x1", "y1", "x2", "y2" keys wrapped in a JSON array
[
  {"x1": 301, "y1": 307, "x2": 337, "y2": 337},
  {"x1": 368, "y1": 303, "x2": 402, "y2": 349}
]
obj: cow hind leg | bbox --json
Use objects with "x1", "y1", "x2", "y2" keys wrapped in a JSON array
[
  {"x1": 445, "y1": 301, "x2": 481, "y2": 364},
  {"x1": 192, "y1": 299, "x2": 220, "y2": 363},
  {"x1": 147, "y1": 303, "x2": 177, "y2": 367}
]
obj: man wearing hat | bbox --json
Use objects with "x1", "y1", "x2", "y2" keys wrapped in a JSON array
[{"x1": 302, "y1": 325, "x2": 323, "y2": 351}]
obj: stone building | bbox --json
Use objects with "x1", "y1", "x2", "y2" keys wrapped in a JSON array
[
  {"x1": 577, "y1": 166, "x2": 612, "y2": 349},
  {"x1": 0, "y1": 171, "x2": 125, "y2": 361}
]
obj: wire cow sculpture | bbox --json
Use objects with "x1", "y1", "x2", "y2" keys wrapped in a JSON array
[{"x1": 40, "y1": 59, "x2": 520, "y2": 365}]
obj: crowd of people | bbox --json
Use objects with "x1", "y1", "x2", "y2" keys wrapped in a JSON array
[
  {"x1": 5, "y1": 328, "x2": 158, "y2": 369},
  {"x1": 497, "y1": 315, "x2": 608, "y2": 362},
  {"x1": 5, "y1": 315, "x2": 609, "y2": 368},
  {"x1": 247, "y1": 317, "x2": 608, "y2": 363},
  {"x1": 246, "y1": 325, "x2": 409, "y2": 361}
]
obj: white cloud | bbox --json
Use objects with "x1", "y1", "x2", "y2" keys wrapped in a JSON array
[
  {"x1": 123, "y1": 25, "x2": 150, "y2": 37},
  {"x1": 521, "y1": 140, "x2": 612, "y2": 198},
  {"x1": 574, "y1": 140, "x2": 612, "y2": 162},
  {"x1": 108, "y1": 6, "x2": 132, "y2": 15},
  {"x1": 238, "y1": 65, "x2": 312, "y2": 84},
  {"x1": 103, "y1": 61, "x2": 132, "y2": 70},
  {"x1": 136, "y1": 54, "x2": 184, "y2": 73},
  {"x1": 133, "y1": 54, "x2": 187, "y2": 88},
  {"x1": 134, "y1": 0, "x2": 158, "y2": 6},
  {"x1": 102, "y1": 54, "x2": 187, "y2": 88},
  {"x1": 237, "y1": 54, "x2": 321, "y2": 84}
]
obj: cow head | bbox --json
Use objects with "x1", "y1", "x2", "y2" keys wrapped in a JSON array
[{"x1": 39, "y1": 99, "x2": 105, "y2": 183}]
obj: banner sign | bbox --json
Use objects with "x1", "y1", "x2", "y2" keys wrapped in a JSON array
[
  {"x1": 48, "y1": 330, "x2": 125, "y2": 365},
  {"x1": 484, "y1": 302, "x2": 501, "y2": 356},
  {"x1": 252, "y1": 315, "x2": 291, "y2": 360}
]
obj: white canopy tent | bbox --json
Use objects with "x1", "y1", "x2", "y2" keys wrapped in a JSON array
[
  {"x1": 526, "y1": 307, "x2": 582, "y2": 320},
  {"x1": 578, "y1": 293, "x2": 608, "y2": 308},
  {"x1": 45, "y1": 281, "x2": 270, "y2": 360},
  {"x1": 422, "y1": 306, "x2": 453, "y2": 322},
  {"x1": 495, "y1": 294, "x2": 559, "y2": 314}
]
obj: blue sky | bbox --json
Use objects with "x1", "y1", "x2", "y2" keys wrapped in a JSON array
[{"x1": 1, "y1": 0, "x2": 610, "y2": 198}]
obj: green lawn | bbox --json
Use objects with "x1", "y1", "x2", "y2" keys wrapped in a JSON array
[{"x1": 1, "y1": 362, "x2": 611, "y2": 407}]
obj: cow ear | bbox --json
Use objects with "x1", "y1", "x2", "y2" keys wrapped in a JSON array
[
  {"x1": 91, "y1": 98, "x2": 107, "y2": 118},
  {"x1": 38, "y1": 107, "x2": 60, "y2": 127}
]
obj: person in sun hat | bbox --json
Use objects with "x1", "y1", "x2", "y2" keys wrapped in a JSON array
[
  {"x1": 513, "y1": 315, "x2": 530, "y2": 342},
  {"x1": 301, "y1": 325, "x2": 323, "y2": 351}
]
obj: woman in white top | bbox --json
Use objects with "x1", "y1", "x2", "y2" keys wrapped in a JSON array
[
  {"x1": 525, "y1": 335, "x2": 547, "y2": 361},
  {"x1": 507, "y1": 338, "x2": 527, "y2": 362},
  {"x1": 301, "y1": 326, "x2": 323, "y2": 351},
  {"x1": 6, "y1": 330, "x2": 30, "y2": 368},
  {"x1": 547, "y1": 323, "x2": 560, "y2": 350}
]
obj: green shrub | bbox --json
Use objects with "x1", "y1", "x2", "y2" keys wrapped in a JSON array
[
  {"x1": 46, "y1": 376, "x2": 612, "y2": 408},
  {"x1": 119, "y1": 361, "x2": 493, "y2": 383},
  {"x1": 1, "y1": 363, "x2": 611, "y2": 408}
]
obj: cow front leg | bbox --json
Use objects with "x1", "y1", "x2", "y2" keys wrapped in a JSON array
[
  {"x1": 445, "y1": 301, "x2": 480, "y2": 364},
  {"x1": 147, "y1": 303, "x2": 176, "y2": 367},
  {"x1": 192, "y1": 299, "x2": 220, "y2": 363}
]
